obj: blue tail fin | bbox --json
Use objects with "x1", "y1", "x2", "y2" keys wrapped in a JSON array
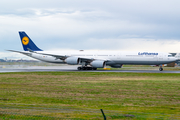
[{"x1": 19, "y1": 31, "x2": 42, "y2": 51}]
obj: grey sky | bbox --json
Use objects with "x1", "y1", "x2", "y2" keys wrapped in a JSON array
[{"x1": 0, "y1": 0, "x2": 180, "y2": 59}]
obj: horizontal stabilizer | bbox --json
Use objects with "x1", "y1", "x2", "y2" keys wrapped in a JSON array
[{"x1": 6, "y1": 50, "x2": 31, "y2": 55}]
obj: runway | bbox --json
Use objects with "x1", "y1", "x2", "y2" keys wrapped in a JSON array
[
  {"x1": 0, "y1": 65, "x2": 180, "y2": 73},
  {"x1": 1, "y1": 69, "x2": 180, "y2": 73}
]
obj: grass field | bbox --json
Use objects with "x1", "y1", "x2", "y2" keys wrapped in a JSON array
[{"x1": 0, "y1": 72, "x2": 180, "y2": 119}]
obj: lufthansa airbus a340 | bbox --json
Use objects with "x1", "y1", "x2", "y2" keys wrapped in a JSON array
[{"x1": 8, "y1": 31, "x2": 178, "y2": 71}]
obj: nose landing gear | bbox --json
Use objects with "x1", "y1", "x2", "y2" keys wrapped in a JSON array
[{"x1": 159, "y1": 65, "x2": 163, "y2": 71}]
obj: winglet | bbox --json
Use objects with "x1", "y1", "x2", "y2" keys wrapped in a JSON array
[{"x1": 19, "y1": 31, "x2": 43, "y2": 51}]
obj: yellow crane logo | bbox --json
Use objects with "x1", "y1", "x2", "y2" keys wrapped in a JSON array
[{"x1": 22, "y1": 37, "x2": 29, "y2": 45}]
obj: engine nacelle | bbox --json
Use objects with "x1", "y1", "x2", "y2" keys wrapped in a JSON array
[
  {"x1": 90, "y1": 60, "x2": 106, "y2": 68},
  {"x1": 65, "y1": 57, "x2": 80, "y2": 65},
  {"x1": 110, "y1": 64, "x2": 123, "y2": 68}
]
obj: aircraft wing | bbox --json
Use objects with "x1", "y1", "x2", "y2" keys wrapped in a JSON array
[
  {"x1": 36, "y1": 52, "x2": 109, "y2": 62},
  {"x1": 36, "y1": 52, "x2": 68, "y2": 60}
]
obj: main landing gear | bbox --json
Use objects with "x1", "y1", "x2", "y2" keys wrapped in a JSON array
[
  {"x1": 77, "y1": 66, "x2": 97, "y2": 70},
  {"x1": 159, "y1": 65, "x2": 163, "y2": 71}
]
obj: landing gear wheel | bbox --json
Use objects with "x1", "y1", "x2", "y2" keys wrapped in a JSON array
[
  {"x1": 89, "y1": 67, "x2": 92, "y2": 70},
  {"x1": 159, "y1": 67, "x2": 163, "y2": 71},
  {"x1": 93, "y1": 68, "x2": 97, "y2": 70},
  {"x1": 82, "y1": 67, "x2": 87, "y2": 70},
  {"x1": 77, "y1": 67, "x2": 82, "y2": 70},
  {"x1": 77, "y1": 67, "x2": 97, "y2": 70}
]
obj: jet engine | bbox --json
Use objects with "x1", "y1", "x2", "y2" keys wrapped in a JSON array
[
  {"x1": 90, "y1": 60, "x2": 106, "y2": 68},
  {"x1": 65, "y1": 57, "x2": 80, "y2": 65}
]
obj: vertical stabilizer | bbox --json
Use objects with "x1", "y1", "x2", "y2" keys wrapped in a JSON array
[{"x1": 19, "y1": 31, "x2": 42, "y2": 51}]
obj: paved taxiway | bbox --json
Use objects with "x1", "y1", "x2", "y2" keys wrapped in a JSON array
[{"x1": 0, "y1": 65, "x2": 180, "y2": 73}]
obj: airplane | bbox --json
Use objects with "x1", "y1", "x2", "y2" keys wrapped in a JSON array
[{"x1": 8, "y1": 31, "x2": 178, "y2": 71}]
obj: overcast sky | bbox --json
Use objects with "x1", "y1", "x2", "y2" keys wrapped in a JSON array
[{"x1": 0, "y1": 0, "x2": 180, "y2": 59}]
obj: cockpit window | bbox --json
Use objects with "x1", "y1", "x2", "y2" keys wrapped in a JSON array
[{"x1": 168, "y1": 55, "x2": 173, "y2": 57}]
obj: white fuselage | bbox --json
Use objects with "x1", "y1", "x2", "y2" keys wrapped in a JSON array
[{"x1": 24, "y1": 50, "x2": 177, "y2": 66}]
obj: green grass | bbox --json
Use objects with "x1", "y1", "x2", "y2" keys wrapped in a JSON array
[{"x1": 0, "y1": 72, "x2": 180, "y2": 119}]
